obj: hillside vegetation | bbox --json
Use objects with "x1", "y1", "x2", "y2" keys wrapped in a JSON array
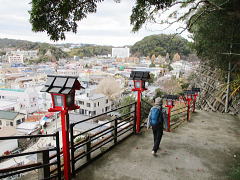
[
  {"x1": 68, "y1": 45, "x2": 112, "y2": 57},
  {"x1": 32, "y1": 43, "x2": 69, "y2": 63},
  {"x1": 131, "y1": 34, "x2": 192, "y2": 57},
  {"x1": 0, "y1": 38, "x2": 68, "y2": 63},
  {"x1": 0, "y1": 38, "x2": 39, "y2": 50}
]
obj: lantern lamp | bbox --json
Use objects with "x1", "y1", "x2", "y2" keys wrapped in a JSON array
[
  {"x1": 192, "y1": 87, "x2": 201, "y2": 96},
  {"x1": 130, "y1": 71, "x2": 150, "y2": 91},
  {"x1": 41, "y1": 75, "x2": 84, "y2": 111},
  {"x1": 184, "y1": 90, "x2": 195, "y2": 101},
  {"x1": 134, "y1": 80, "x2": 141, "y2": 89},
  {"x1": 167, "y1": 99, "x2": 173, "y2": 106},
  {"x1": 164, "y1": 95, "x2": 178, "y2": 107}
]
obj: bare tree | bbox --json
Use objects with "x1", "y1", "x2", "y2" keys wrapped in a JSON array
[
  {"x1": 160, "y1": 78, "x2": 182, "y2": 94},
  {"x1": 95, "y1": 77, "x2": 122, "y2": 101}
]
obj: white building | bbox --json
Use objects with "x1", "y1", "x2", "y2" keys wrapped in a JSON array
[
  {"x1": 9, "y1": 50, "x2": 38, "y2": 59},
  {"x1": 112, "y1": 47, "x2": 130, "y2": 58},
  {"x1": 8, "y1": 55, "x2": 24, "y2": 64},
  {"x1": 56, "y1": 69, "x2": 78, "y2": 76},
  {"x1": 75, "y1": 89, "x2": 112, "y2": 117},
  {"x1": 170, "y1": 60, "x2": 193, "y2": 78},
  {"x1": 35, "y1": 86, "x2": 52, "y2": 112},
  {"x1": 0, "y1": 88, "x2": 39, "y2": 115},
  {"x1": 0, "y1": 100, "x2": 18, "y2": 111}
]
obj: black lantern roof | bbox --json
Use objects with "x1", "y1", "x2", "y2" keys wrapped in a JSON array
[
  {"x1": 184, "y1": 90, "x2": 195, "y2": 95},
  {"x1": 192, "y1": 87, "x2": 201, "y2": 92},
  {"x1": 41, "y1": 75, "x2": 84, "y2": 94},
  {"x1": 130, "y1": 71, "x2": 150, "y2": 81},
  {"x1": 164, "y1": 95, "x2": 179, "y2": 100}
]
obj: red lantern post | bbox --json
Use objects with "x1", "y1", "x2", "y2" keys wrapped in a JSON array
[
  {"x1": 192, "y1": 88, "x2": 201, "y2": 112},
  {"x1": 132, "y1": 80, "x2": 146, "y2": 133},
  {"x1": 165, "y1": 100, "x2": 173, "y2": 132},
  {"x1": 164, "y1": 95, "x2": 178, "y2": 132},
  {"x1": 184, "y1": 91, "x2": 194, "y2": 121},
  {"x1": 41, "y1": 75, "x2": 83, "y2": 180},
  {"x1": 130, "y1": 71, "x2": 150, "y2": 134}
]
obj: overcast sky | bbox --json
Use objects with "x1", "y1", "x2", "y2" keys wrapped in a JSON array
[{"x1": 0, "y1": 0, "x2": 189, "y2": 46}]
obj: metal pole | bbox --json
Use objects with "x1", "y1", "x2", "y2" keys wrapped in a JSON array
[
  {"x1": 133, "y1": 102, "x2": 137, "y2": 134},
  {"x1": 70, "y1": 124, "x2": 75, "y2": 177},
  {"x1": 114, "y1": 118, "x2": 118, "y2": 144},
  {"x1": 61, "y1": 110, "x2": 71, "y2": 180},
  {"x1": 136, "y1": 91, "x2": 141, "y2": 133},
  {"x1": 187, "y1": 100, "x2": 190, "y2": 121},
  {"x1": 55, "y1": 131, "x2": 61, "y2": 180},
  {"x1": 167, "y1": 107, "x2": 171, "y2": 132},
  {"x1": 225, "y1": 61, "x2": 231, "y2": 113}
]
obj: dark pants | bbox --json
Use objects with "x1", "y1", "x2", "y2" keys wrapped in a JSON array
[{"x1": 152, "y1": 124, "x2": 163, "y2": 152}]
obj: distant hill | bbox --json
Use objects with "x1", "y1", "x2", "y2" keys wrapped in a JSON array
[
  {"x1": 68, "y1": 45, "x2": 113, "y2": 57},
  {"x1": 131, "y1": 34, "x2": 192, "y2": 57},
  {"x1": 0, "y1": 38, "x2": 40, "y2": 50},
  {"x1": 0, "y1": 38, "x2": 68, "y2": 63}
]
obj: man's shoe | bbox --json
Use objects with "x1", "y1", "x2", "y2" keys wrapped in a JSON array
[{"x1": 152, "y1": 151, "x2": 155, "y2": 155}]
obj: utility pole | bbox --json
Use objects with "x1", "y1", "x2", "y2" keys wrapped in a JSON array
[
  {"x1": 224, "y1": 43, "x2": 233, "y2": 113},
  {"x1": 225, "y1": 60, "x2": 231, "y2": 113}
]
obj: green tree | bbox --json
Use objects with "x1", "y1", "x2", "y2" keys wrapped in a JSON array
[
  {"x1": 149, "y1": 63, "x2": 155, "y2": 68},
  {"x1": 118, "y1": 96, "x2": 135, "y2": 116},
  {"x1": 153, "y1": 88, "x2": 166, "y2": 100},
  {"x1": 0, "y1": 51, "x2": 6, "y2": 56},
  {"x1": 148, "y1": 73, "x2": 155, "y2": 84},
  {"x1": 189, "y1": 0, "x2": 240, "y2": 70}
]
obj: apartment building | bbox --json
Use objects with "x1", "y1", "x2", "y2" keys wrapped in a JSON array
[
  {"x1": 0, "y1": 88, "x2": 39, "y2": 115},
  {"x1": 76, "y1": 89, "x2": 112, "y2": 117},
  {"x1": 9, "y1": 50, "x2": 38, "y2": 59},
  {"x1": 8, "y1": 55, "x2": 24, "y2": 64},
  {"x1": 112, "y1": 47, "x2": 130, "y2": 58}
]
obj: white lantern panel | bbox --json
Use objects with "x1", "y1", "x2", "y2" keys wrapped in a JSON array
[
  {"x1": 135, "y1": 81, "x2": 141, "y2": 88},
  {"x1": 54, "y1": 95, "x2": 63, "y2": 107}
]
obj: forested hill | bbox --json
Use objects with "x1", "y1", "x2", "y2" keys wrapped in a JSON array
[
  {"x1": 0, "y1": 38, "x2": 40, "y2": 49},
  {"x1": 0, "y1": 38, "x2": 68, "y2": 63},
  {"x1": 131, "y1": 34, "x2": 192, "y2": 57},
  {"x1": 68, "y1": 45, "x2": 113, "y2": 57}
]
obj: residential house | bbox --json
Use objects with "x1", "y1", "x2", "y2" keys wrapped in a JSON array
[{"x1": 0, "y1": 110, "x2": 25, "y2": 128}]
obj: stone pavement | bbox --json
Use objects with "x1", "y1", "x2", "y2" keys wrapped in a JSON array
[{"x1": 76, "y1": 111, "x2": 240, "y2": 180}]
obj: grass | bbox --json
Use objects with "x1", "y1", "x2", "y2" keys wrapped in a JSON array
[{"x1": 228, "y1": 153, "x2": 240, "y2": 180}]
